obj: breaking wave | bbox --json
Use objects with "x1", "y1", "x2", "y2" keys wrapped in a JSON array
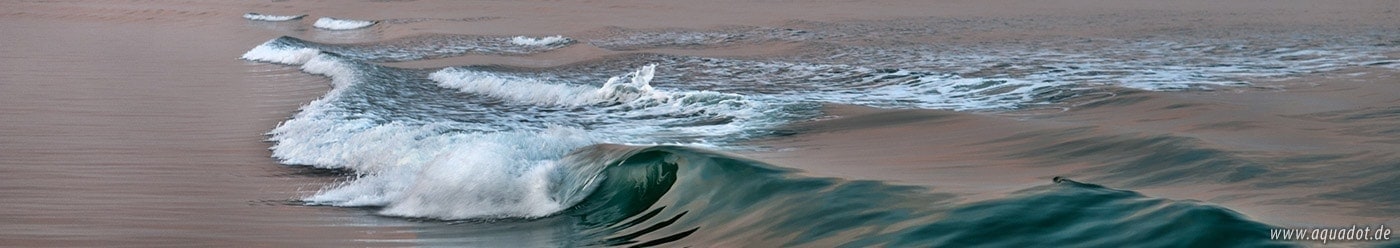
[
  {"x1": 421, "y1": 144, "x2": 1294, "y2": 247},
  {"x1": 239, "y1": 24, "x2": 1399, "y2": 245}
]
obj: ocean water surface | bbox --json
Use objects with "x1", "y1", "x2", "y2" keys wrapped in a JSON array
[
  {"x1": 4, "y1": 1, "x2": 1397, "y2": 246},
  {"x1": 235, "y1": 17, "x2": 1400, "y2": 246}
]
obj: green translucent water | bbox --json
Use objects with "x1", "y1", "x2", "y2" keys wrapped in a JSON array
[{"x1": 458, "y1": 144, "x2": 1301, "y2": 247}]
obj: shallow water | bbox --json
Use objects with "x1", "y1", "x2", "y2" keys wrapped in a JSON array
[
  {"x1": 5, "y1": 1, "x2": 1400, "y2": 247},
  {"x1": 0, "y1": 19, "x2": 372, "y2": 246},
  {"x1": 232, "y1": 13, "x2": 1400, "y2": 247}
]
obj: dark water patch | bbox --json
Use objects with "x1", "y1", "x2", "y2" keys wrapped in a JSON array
[
  {"x1": 1290, "y1": 106, "x2": 1400, "y2": 122},
  {"x1": 884, "y1": 178, "x2": 1293, "y2": 247},
  {"x1": 246, "y1": 199, "x2": 307, "y2": 207},
  {"x1": 1317, "y1": 159, "x2": 1400, "y2": 207},
  {"x1": 1189, "y1": 121, "x2": 1264, "y2": 131},
  {"x1": 1323, "y1": 177, "x2": 1400, "y2": 216},
  {"x1": 268, "y1": 166, "x2": 356, "y2": 178},
  {"x1": 1275, "y1": 153, "x2": 1355, "y2": 164},
  {"x1": 976, "y1": 123, "x2": 1398, "y2": 220},
  {"x1": 1288, "y1": 106, "x2": 1400, "y2": 143},
  {"x1": 1028, "y1": 85, "x2": 1100, "y2": 107},
  {"x1": 1162, "y1": 103, "x2": 1205, "y2": 109},
  {"x1": 983, "y1": 128, "x2": 1269, "y2": 187},
  {"x1": 1074, "y1": 91, "x2": 1154, "y2": 109},
  {"x1": 979, "y1": 126, "x2": 1098, "y2": 145}
]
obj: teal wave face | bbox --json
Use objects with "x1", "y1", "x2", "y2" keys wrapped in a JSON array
[
  {"x1": 544, "y1": 145, "x2": 1295, "y2": 247},
  {"x1": 567, "y1": 149, "x2": 679, "y2": 227}
]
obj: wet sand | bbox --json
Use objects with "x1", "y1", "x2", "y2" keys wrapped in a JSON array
[{"x1": 2, "y1": 0, "x2": 1397, "y2": 246}]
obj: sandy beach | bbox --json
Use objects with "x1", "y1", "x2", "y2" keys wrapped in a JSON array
[{"x1": 2, "y1": 0, "x2": 1397, "y2": 246}]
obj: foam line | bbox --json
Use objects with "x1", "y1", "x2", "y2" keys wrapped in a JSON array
[
  {"x1": 314, "y1": 17, "x2": 377, "y2": 30},
  {"x1": 243, "y1": 13, "x2": 306, "y2": 21}
]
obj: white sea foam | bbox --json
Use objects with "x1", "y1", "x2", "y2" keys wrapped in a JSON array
[
  {"x1": 239, "y1": 39, "x2": 320, "y2": 65},
  {"x1": 243, "y1": 13, "x2": 306, "y2": 22},
  {"x1": 238, "y1": 29, "x2": 1400, "y2": 221},
  {"x1": 430, "y1": 65, "x2": 662, "y2": 107},
  {"x1": 803, "y1": 76, "x2": 1058, "y2": 111},
  {"x1": 299, "y1": 53, "x2": 362, "y2": 88},
  {"x1": 268, "y1": 54, "x2": 398, "y2": 171},
  {"x1": 510, "y1": 35, "x2": 570, "y2": 46},
  {"x1": 264, "y1": 59, "x2": 776, "y2": 218},
  {"x1": 266, "y1": 53, "x2": 426, "y2": 173},
  {"x1": 431, "y1": 65, "x2": 767, "y2": 138},
  {"x1": 303, "y1": 126, "x2": 598, "y2": 219},
  {"x1": 261, "y1": 53, "x2": 603, "y2": 219},
  {"x1": 314, "y1": 17, "x2": 377, "y2": 30}
]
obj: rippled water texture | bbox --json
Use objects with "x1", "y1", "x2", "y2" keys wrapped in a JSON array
[{"x1": 4, "y1": 0, "x2": 1399, "y2": 247}]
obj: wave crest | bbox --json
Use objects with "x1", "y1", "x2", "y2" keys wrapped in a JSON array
[
  {"x1": 314, "y1": 17, "x2": 377, "y2": 30},
  {"x1": 243, "y1": 12, "x2": 306, "y2": 22},
  {"x1": 240, "y1": 38, "x2": 321, "y2": 65}
]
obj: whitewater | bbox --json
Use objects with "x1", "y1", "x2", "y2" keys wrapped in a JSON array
[
  {"x1": 240, "y1": 27, "x2": 1400, "y2": 221},
  {"x1": 233, "y1": 14, "x2": 1400, "y2": 245},
  {"x1": 8, "y1": 0, "x2": 1400, "y2": 246}
]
